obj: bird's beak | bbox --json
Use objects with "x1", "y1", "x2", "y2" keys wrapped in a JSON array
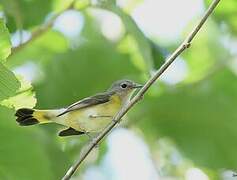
[{"x1": 132, "y1": 83, "x2": 143, "y2": 89}]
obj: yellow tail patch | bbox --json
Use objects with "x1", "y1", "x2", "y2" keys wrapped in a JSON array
[
  {"x1": 15, "y1": 108, "x2": 60, "y2": 126},
  {"x1": 33, "y1": 110, "x2": 53, "y2": 124}
]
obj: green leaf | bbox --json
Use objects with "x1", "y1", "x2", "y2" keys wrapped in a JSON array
[
  {"x1": 0, "y1": 63, "x2": 20, "y2": 101},
  {"x1": 134, "y1": 69, "x2": 237, "y2": 170},
  {"x1": 0, "y1": 18, "x2": 11, "y2": 61},
  {"x1": 118, "y1": 36, "x2": 165, "y2": 72},
  {"x1": 118, "y1": 35, "x2": 147, "y2": 71},
  {"x1": 1, "y1": 76, "x2": 36, "y2": 109}
]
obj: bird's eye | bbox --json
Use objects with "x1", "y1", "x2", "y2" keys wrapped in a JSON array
[{"x1": 121, "y1": 83, "x2": 127, "y2": 88}]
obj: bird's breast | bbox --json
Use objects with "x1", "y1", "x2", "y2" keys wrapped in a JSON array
[{"x1": 66, "y1": 95, "x2": 122, "y2": 132}]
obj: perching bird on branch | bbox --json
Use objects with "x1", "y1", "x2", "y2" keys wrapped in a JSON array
[{"x1": 15, "y1": 80, "x2": 142, "y2": 137}]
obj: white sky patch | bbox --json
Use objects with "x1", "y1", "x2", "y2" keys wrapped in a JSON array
[
  {"x1": 160, "y1": 58, "x2": 188, "y2": 84},
  {"x1": 13, "y1": 62, "x2": 39, "y2": 82},
  {"x1": 185, "y1": 168, "x2": 209, "y2": 180},
  {"x1": 220, "y1": 34, "x2": 237, "y2": 56},
  {"x1": 53, "y1": 10, "x2": 84, "y2": 38},
  {"x1": 117, "y1": 0, "x2": 127, "y2": 8},
  {"x1": 0, "y1": 11, "x2": 4, "y2": 18},
  {"x1": 83, "y1": 166, "x2": 107, "y2": 180},
  {"x1": 90, "y1": 9, "x2": 124, "y2": 41},
  {"x1": 221, "y1": 170, "x2": 237, "y2": 180},
  {"x1": 221, "y1": 34, "x2": 237, "y2": 75},
  {"x1": 11, "y1": 30, "x2": 31, "y2": 47},
  {"x1": 132, "y1": 0, "x2": 204, "y2": 42},
  {"x1": 105, "y1": 129, "x2": 159, "y2": 180},
  {"x1": 83, "y1": 128, "x2": 159, "y2": 180},
  {"x1": 101, "y1": 13, "x2": 124, "y2": 41}
]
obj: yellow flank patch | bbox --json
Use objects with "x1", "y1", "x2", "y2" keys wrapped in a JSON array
[{"x1": 62, "y1": 94, "x2": 123, "y2": 132}]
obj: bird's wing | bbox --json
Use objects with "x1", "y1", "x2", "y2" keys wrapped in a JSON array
[{"x1": 57, "y1": 92, "x2": 113, "y2": 116}]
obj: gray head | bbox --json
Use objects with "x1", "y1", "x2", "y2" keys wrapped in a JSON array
[
  {"x1": 108, "y1": 79, "x2": 143, "y2": 96},
  {"x1": 107, "y1": 79, "x2": 143, "y2": 103}
]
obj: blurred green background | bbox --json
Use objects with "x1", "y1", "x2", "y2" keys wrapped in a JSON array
[{"x1": 0, "y1": 0, "x2": 236, "y2": 179}]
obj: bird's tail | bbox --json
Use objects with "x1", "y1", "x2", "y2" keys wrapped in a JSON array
[{"x1": 15, "y1": 108, "x2": 62, "y2": 126}]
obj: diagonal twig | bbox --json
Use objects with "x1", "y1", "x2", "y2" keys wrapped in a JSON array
[{"x1": 62, "y1": 0, "x2": 221, "y2": 179}]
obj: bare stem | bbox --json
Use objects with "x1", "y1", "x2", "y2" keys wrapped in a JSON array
[{"x1": 62, "y1": 0, "x2": 221, "y2": 179}]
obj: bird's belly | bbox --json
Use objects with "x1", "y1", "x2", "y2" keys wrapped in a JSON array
[{"x1": 66, "y1": 101, "x2": 121, "y2": 132}]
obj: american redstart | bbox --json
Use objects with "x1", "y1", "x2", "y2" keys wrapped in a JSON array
[{"x1": 15, "y1": 79, "x2": 142, "y2": 137}]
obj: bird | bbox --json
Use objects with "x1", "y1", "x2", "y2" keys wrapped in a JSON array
[{"x1": 15, "y1": 79, "x2": 143, "y2": 137}]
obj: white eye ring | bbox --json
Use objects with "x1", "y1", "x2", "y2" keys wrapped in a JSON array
[{"x1": 121, "y1": 83, "x2": 127, "y2": 88}]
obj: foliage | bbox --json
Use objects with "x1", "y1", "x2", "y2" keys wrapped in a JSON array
[
  {"x1": 1, "y1": 76, "x2": 36, "y2": 109},
  {"x1": 134, "y1": 69, "x2": 237, "y2": 169},
  {"x1": 0, "y1": 18, "x2": 20, "y2": 102},
  {"x1": 0, "y1": 0, "x2": 235, "y2": 179},
  {"x1": 0, "y1": 18, "x2": 11, "y2": 61}
]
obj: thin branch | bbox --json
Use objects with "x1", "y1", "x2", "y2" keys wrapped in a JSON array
[
  {"x1": 62, "y1": 0, "x2": 221, "y2": 179},
  {"x1": 10, "y1": 0, "x2": 77, "y2": 56}
]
